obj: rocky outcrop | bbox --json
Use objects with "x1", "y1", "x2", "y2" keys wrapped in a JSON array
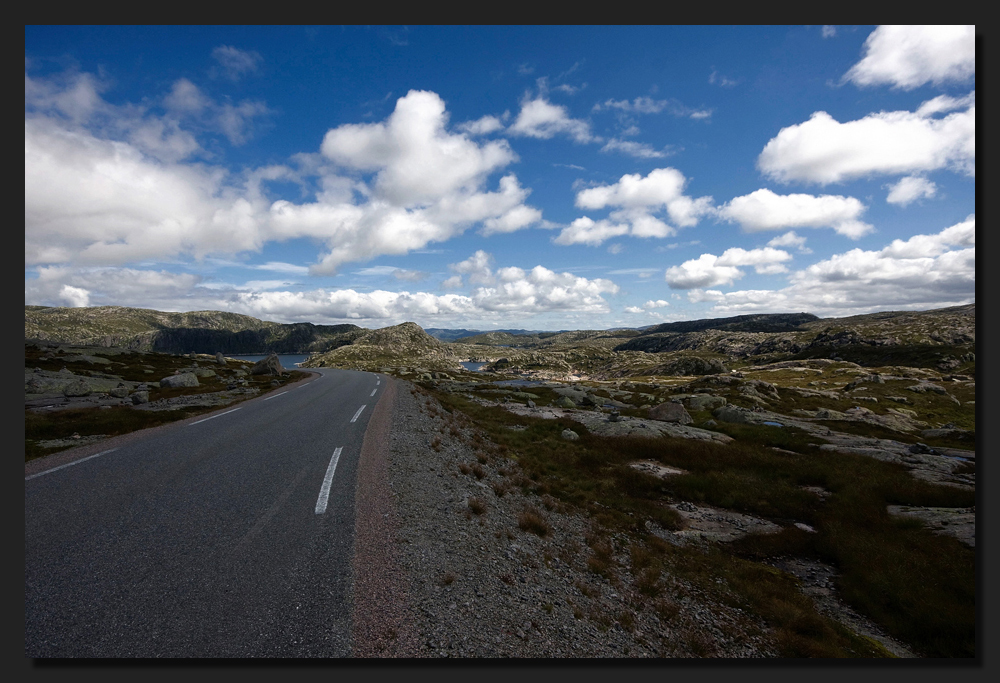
[
  {"x1": 251, "y1": 353, "x2": 286, "y2": 376},
  {"x1": 653, "y1": 356, "x2": 727, "y2": 376}
]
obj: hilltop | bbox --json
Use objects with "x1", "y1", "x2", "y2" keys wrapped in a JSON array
[
  {"x1": 27, "y1": 304, "x2": 976, "y2": 377},
  {"x1": 24, "y1": 305, "x2": 364, "y2": 355}
]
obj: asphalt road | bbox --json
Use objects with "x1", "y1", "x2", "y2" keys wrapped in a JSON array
[{"x1": 25, "y1": 368, "x2": 383, "y2": 658}]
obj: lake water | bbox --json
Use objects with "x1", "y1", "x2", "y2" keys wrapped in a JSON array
[
  {"x1": 228, "y1": 354, "x2": 311, "y2": 368},
  {"x1": 460, "y1": 361, "x2": 488, "y2": 372}
]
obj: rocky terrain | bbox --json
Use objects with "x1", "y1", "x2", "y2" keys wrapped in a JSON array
[
  {"x1": 25, "y1": 305, "x2": 364, "y2": 354},
  {"x1": 24, "y1": 342, "x2": 303, "y2": 461},
  {"x1": 24, "y1": 302, "x2": 976, "y2": 657}
]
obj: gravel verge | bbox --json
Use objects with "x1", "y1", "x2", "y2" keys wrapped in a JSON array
[{"x1": 353, "y1": 377, "x2": 780, "y2": 658}]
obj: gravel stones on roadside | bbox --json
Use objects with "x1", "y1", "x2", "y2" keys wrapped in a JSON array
[{"x1": 376, "y1": 381, "x2": 777, "y2": 658}]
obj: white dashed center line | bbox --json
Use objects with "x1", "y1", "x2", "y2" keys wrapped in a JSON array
[
  {"x1": 26, "y1": 448, "x2": 119, "y2": 481},
  {"x1": 315, "y1": 447, "x2": 343, "y2": 514},
  {"x1": 370, "y1": 388, "x2": 377, "y2": 397},
  {"x1": 350, "y1": 405, "x2": 367, "y2": 423},
  {"x1": 190, "y1": 407, "x2": 242, "y2": 425},
  {"x1": 263, "y1": 391, "x2": 288, "y2": 401}
]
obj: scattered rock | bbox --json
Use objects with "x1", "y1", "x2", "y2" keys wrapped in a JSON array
[
  {"x1": 251, "y1": 353, "x2": 286, "y2": 376},
  {"x1": 554, "y1": 396, "x2": 577, "y2": 409},
  {"x1": 160, "y1": 372, "x2": 200, "y2": 388},
  {"x1": 647, "y1": 402, "x2": 693, "y2": 424},
  {"x1": 560, "y1": 428, "x2": 580, "y2": 441},
  {"x1": 684, "y1": 394, "x2": 727, "y2": 410},
  {"x1": 62, "y1": 379, "x2": 92, "y2": 397}
]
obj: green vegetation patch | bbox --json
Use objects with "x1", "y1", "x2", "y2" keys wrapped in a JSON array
[{"x1": 421, "y1": 380, "x2": 976, "y2": 658}]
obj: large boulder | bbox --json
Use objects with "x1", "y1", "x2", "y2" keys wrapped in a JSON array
[
  {"x1": 648, "y1": 402, "x2": 693, "y2": 424},
  {"x1": 109, "y1": 385, "x2": 130, "y2": 399},
  {"x1": 685, "y1": 394, "x2": 727, "y2": 410},
  {"x1": 251, "y1": 353, "x2": 286, "y2": 376},
  {"x1": 712, "y1": 405, "x2": 755, "y2": 424},
  {"x1": 160, "y1": 372, "x2": 200, "y2": 388},
  {"x1": 554, "y1": 396, "x2": 577, "y2": 409},
  {"x1": 63, "y1": 379, "x2": 92, "y2": 397},
  {"x1": 216, "y1": 352, "x2": 227, "y2": 366}
]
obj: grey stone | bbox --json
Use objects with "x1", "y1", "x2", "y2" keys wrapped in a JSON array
[
  {"x1": 685, "y1": 395, "x2": 727, "y2": 410},
  {"x1": 647, "y1": 402, "x2": 693, "y2": 424},
  {"x1": 192, "y1": 368, "x2": 217, "y2": 378},
  {"x1": 554, "y1": 396, "x2": 576, "y2": 409},
  {"x1": 251, "y1": 353, "x2": 286, "y2": 376},
  {"x1": 561, "y1": 429, "x2": 580, "y2": 441},
  {"x1": 216, "y1": 352, "x2": 227, "y2": 366},
  {"x1": 160, "y1": 372, "x2": 200, "y2": 388},
  {"x1": 131, "y1": 391, "x2": 150, "y2": 404},
  {"x1": 63, "y1": 379, "x2": 92, "y2": 397},
  {"x1": 109, "y1": 385, "x2": 130, "y2": 399},
  {"x1": 907, "y1": 383, "x2": 947, "y2": 394},
  {"x1": 712, "y1": 405, "x2": 756, "y2": 424}
]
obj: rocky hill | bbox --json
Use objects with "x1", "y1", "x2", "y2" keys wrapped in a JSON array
[
  {"x1": 640, "y1": 312, "x2": 820, "y2": 335},
  {"x1": 24, "y1": 305, "x2": 364, "y2": 354},
  {"x1": 27, "y1": 303, "x2": 975, "y2": 377},
  {"x1": 306, "y1": 322, "x2": 461, "y2": 369}
]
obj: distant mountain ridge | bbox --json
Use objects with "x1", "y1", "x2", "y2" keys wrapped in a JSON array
[
  {"x1": 639, "y1": 312, "x2": 820, "y2": 335},
  {"x1": 24, "y1": 305, "x2": 364, "y2": 354}
]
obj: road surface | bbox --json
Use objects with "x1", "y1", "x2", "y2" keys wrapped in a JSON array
[{"x1": 25, "y1": 368, "x2": 383, "y2": 658}]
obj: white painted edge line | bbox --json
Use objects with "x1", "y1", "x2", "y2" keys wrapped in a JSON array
[
  {"x1": 190, "y1": 407, "x2": 242, "y2": 425},
  {"x1": 315, "y1": 447, "x2": 343, "y2": 514},
  {"x1": 370, "y1": 388, "x2": 377, "y2": 397},
  {"x1": 26, "y1": 448, "x2": 119, "y2": 481},
  {"x1": 263, "y1": 391, "x2": 288, "y2": 401},
  {"x1": 350, "y1": 405, "x2": 367, "y2": 423}
]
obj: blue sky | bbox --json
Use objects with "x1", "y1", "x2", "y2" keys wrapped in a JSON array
[{"x1": 25, "y1": 26, "x2": 976, "y2": 330}]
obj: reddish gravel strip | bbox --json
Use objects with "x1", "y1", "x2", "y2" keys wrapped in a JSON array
[{"x1": 350, "y1": 377, "x2": 422, "y2": 657}]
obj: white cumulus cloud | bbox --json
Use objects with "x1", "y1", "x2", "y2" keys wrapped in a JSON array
[
  {"x1": 767, "y1": 231, "x2": 812, "y2": 254},
  {"x1": 508, "y1": 96, "x2": 594, "y2": 143},
  {"x1": 758, "y1": 94, "x2": 975, "y2": 184},
  {"x1": 842, "y1": 25, "x2": 975, "y2": 90},
  {"x1": 559, "y1": 168, "x2": 713, "y2": 246},
  {"x1": 719, "y1": 188, "x2": 872, "y2": 239},
  {"x1": 665, "y1": 247, "x2": 791, "y2": 289},
  {"x1": 886, "y1": 176, "x2": 938, "y2": 206},
  {"x1": 684, "y1": 215, "x2": 975, "y2": 316}
]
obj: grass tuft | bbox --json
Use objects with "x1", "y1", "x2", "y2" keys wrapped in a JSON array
[{"x1": 517, "y1": 505, "x2": 551, "y2": 537}]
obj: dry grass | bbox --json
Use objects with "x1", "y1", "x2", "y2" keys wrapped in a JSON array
[
  {"x1": 517, "y1": 505, "x2": 551, "y2": 537},
  {"x1": 467, "y1": 496, "x2": 487, "y2": 515}
]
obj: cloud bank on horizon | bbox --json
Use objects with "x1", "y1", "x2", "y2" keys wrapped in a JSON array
[{"x1": 25, "y1": 25, "x2": 975, "y2": 328}]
